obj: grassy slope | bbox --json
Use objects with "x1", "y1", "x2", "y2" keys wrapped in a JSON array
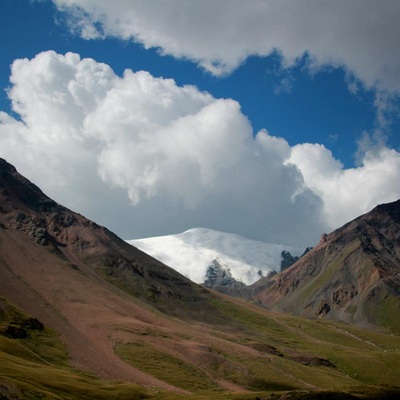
[
  {"x1": 114, "y1": 294, "x2": 400, "y2": 399},
  {"x1": 211, "y1": 296, "x2": 400, "y2": 386},
  {"x1": 1, "y1": 293, "x2": 400, "y2": 399}
]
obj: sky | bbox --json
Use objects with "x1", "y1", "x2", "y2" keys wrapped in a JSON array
[{"x1": 1, "y1": 0, "x2": 400, "y2": 247}]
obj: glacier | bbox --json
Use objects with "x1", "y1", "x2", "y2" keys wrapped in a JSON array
[{"x1": 127, "y1": 228, "x2": 304, "y2": 285}]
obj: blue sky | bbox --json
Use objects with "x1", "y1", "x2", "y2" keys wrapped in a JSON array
[{"x1": 1, "y1": 0, "x2": 400, "y2": 246}]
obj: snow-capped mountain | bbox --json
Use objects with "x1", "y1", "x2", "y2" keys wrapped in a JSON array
[{"x1": 127, "y1": 228, "x2": 305, "y2": 285}]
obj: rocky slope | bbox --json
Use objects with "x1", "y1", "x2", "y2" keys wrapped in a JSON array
[{"x1": 252, "y1": 200, "x2": 400, "y2": 332}]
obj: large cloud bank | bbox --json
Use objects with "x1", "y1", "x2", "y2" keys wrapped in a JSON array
[
  {"x1": 1, "y1": 51, "x2": 400, "y2": 246},
  {"x1": 53, "y1": 0, "x2": 400, "y2": 92}
]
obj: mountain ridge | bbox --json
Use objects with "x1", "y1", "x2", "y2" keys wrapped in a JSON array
[{"x1": 252, "y1": 199, "x2": 400, "y2": 332}]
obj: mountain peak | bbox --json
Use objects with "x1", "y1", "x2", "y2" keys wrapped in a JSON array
[
  {"x1": 0, "y1": 157, "x2": 60, "y2": 214},
  {"x1": 129, "y1": 228, "x2": 305, "y2": 286},
  {"x1": 0, "y1": 157, "x2": 15, "y2": 171},
  {"x1": 371, "y1": 198, "x2": 400, "y2": 222}
]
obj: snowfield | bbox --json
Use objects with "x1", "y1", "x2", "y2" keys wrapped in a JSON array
[{"x1": 127, "y1": 228, "x2": 304, "y2": 285}]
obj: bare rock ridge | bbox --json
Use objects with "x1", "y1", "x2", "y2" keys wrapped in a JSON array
[{"x1": 252, "y1": 198, "x2": 400, "y2": 332}]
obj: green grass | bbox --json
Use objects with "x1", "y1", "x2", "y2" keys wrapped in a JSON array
[
  {"x1": 115, "y1": 341, "x2": 221, "y2": 393},
  {"x1": 297, "y1": 242, "x2": 359, "y2": 306},
  {"x1": 208, "y1": 295, "x2": 400, "y2": 389},
  {"x1": 0, "y1": 348, "x2": 151, "y2": 400},
  {"x1": 372, "y1": 295, "x2": 400, "y2": 333},
  {"x1": 210, "y1": 296, "x2": 290, "y2": 337},
  {"x1": 116, "y1": 294, "x2": 400, "y2": 397}
]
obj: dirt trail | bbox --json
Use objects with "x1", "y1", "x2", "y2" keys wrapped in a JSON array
[{"x1": 331, "y1": 325, "x2": 380, "y2": 349}]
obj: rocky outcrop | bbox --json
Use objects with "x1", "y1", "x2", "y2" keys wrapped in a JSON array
[
  {"x1": 315, "y1": 300, "x2": 331, "y2": 317},
  {"x1": 203, "y1": 260, "x2": 247, "y2": 290},
  {"x1": 280, "y1": 247, "x2": 313, "y2": 272},
  {"x1": 280, "y1": 250, "x2": 299, "y2": 272}
]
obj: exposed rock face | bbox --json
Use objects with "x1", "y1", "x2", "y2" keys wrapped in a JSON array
[
  {"x1": 315, "y1": 300, "x2": 331, "y2": 317},
  {"x1": 281, "y1": 247, "x2": 313, "y2": 272},
  {"x1": 202, "y1": 259, "x2": 248, "y2": 297},
  {"x1": 280, "y1": 250, "x2": 299, "y2": 272},
  {"x1": 203, "y1": 260, "x2": 247, "y2": 290},
  {"x1": 252, "y1": 199, "x2": 400, "y2": 332}
]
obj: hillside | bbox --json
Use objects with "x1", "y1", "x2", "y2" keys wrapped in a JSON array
[
  {"x1": 1, "y1": 157, "x2": 400, "y2": 399},
  {"x1": 253, "y1": 200, "x2": 400, "y2": 333},
  {"x1": 129, "y1": 228, "x2": 304, "y2": 285},
  {"x1": 0, "y1": 157, "x2": 226, "y2": 390}
]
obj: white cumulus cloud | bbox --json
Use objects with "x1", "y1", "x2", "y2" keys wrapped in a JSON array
[
  {"x1": 287, "y1": 143, "x2": 400, "y2": 229},
  {"x1": 1, "y1": 51, "x2": 400, "y2": 247},
  {"x1": 53, "y1": 0, "x2": 400, "y2": 93}
]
